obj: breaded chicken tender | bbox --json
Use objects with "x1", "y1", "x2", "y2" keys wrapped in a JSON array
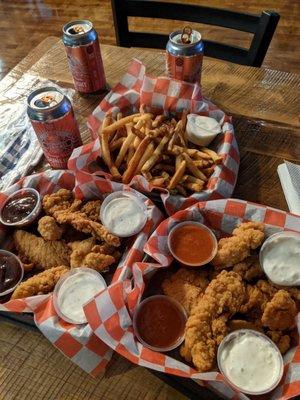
[
  {"x1": 14, "y1": 230, "x2": 70, "y2": 269},
  {"x1": 266, "y1": 331, "x2": 291, "y2": 354},
  {"x1": 11, "y1": 266, "x2": 69, "y2": 299},
  {"x1": 213, "y1": 222, "x2": 264, "y2": 269},
  {"x1": 38, "y1": 216, "x2": 64, "y2": 241},
  {"x1": 180, "y1": 271, "x2": 246, "y2": 372},
  {"x1": 232, "y1": 256, "x2": 264, "y2": 281},
  {"x1": 162, "y1": 268, "x2": 209, "y2": 314},
  {"x1": 80, "y1": 200, "x2": 102, "y2": 221},
  {"x1": 262, "y1": 290, "x2": 297, "y2": 331},
  {"x1": 43, "y1": 189, "x2": 82, "y2": 215}
]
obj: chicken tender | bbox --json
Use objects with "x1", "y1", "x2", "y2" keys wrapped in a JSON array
[
  {"x1": 262, "y1": 290, "x2": 297, "y2": 331},
  {"x1": 82, "y1": 253, "x2": 115, "y2": 272},
  {"x1": 38, "y1": 216, "x2": 64, "y2": 241},
  {"x1": 11, "y1": 266, "x2": 69, "y2": 299},
  {"x1": 232, "y1": 256, "x2": 264, "y2": 282},
  {"x1": 43, "y1": 189, "x2": 82, "y2": 215},
  {"x1": 162, "y1": 268, "x2": 209, "y2": 314},
  {"x1": 180, "y1": 271, "x2": 246, "y2": 372},
  {"x1": 213, "y1": 222, "x2": 264, "y2": 269},
  {"x1": 266, "y1": 331, "x2": 291, "y2": 354},
  {"x1": 80, "y1": 200, "x2": 102, "y2": 221},
  {"x1": 69, "y1": 237, "x2": 96, "y2": 268},
  {"x1": 14, "y1": 230, "x2": 70, "y2": 270}
]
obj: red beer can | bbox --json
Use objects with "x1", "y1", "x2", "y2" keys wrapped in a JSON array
[
  {"x1": 27, "y1": 87, "x2": 82, "y2": 169},
  {"x1": 62, "y1": 20, "x2": 106, "y2": 93},
  {"x1": 166, "y1": 26, "x2": 204, "y2": 83}
]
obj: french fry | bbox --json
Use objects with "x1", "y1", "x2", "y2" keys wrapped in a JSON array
[
  {"x1": 141, "y1": 134, "x2": 170, "y2": 173},
  {"x1": 184, "y1": 182, "x2": 204, "y2": 192},
  {"x1": 193, "y1": 159, "x2": 213, "y2": 168},
  {"x1": 152, "y1": 115, "x2": 166, "y2": 128},
  {"x1": 109, "y1": 137, "x2": 125, "y2": 151},
  {"x1": 133, "y1": 136, "x2": 141, "y2": 149},
  {"x1": 149, "y1": 177, "x2": 165, "y2": 187},
  {"x1": 133, "y1": 113, "x2": 153, "y2": 129},
  {"x1": 186, "y1": 148, "x2": 211, "y2": 159},
  {"x1": 142, "y1": 171, "x2": 152, "y2": 181},
  {"x1": 201, "y1": 147, "x2": 222, "y2": 163},
  {"x1": 202, "y1": 167, "x2": 215, "y2": 177},
  {"x1": 182, "y1": 175, "x2": 204, "y2": 184},
  {"x1": 115, "y1": 125, "x2": 135, "y2": 168},
  {"x1": 102, "y1": 114, "x2": 140, "y2": 135},
  {"x1": 122, "y1": 136, "x2": 152, "y2": 184},
  {"x1": 182, "y1": 153, "x2": 207, "y2": 181},
  {"x1": 175, "y1": 155, "x2": 183, "y2": 170},
  {"x1": 99, "y1": 116, "x2": 122, "y2": 180},
  {"x1": 152, "y1": 163, "x2": 175, "y2": 175},
  {"x1": 132, "y1": 126, "x2": 145, "y2": 140},
  {"x1": 136, "y1": 142, "x2": 155, "y2": 174},
  {"x1": 127, "y1": 146, "x2": 135, "y2": 163},
  {"x1": 168, "y1": 160, "x2": 186, "y2": 190}
]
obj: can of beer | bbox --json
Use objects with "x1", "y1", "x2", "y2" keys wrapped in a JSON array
[
  {"x1": 62, "y1": 20, "x2": 106, "y2": 93},
  {"x1": 166, "y1": 26, "x2": 204, "y2": 83},
  {"x1": 27, "y1": 87, "x2": 82, "y2": 169}
]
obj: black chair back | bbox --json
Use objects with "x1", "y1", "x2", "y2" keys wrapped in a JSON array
[{"x1": 111, "y1": 0, "x2": 280, "y2": 67}]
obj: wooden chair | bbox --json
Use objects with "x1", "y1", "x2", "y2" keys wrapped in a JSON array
[{"x1": 111, "y1": 0, "x2": 280, "y2": 67}]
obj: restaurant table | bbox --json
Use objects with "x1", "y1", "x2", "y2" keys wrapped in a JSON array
[{"x1": 0, "y1": 36, "x2": 299, "y2": 400}]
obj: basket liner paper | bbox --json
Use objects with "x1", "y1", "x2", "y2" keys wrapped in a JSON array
[
  {"x1": 68, "y1": 59, "x2": 239, "y2": 215},
  {"x1": 0, "y1": 169, "x2": 163, "y2": 376},
  {"x1": 84, "y1": 198, "x2": 300, "y2": 399}
]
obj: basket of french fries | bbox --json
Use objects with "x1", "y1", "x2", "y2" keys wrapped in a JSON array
[
  {"x1": 69, "y1": 59, "x2": 239, "y2": 215},
  {"x1": 0, "y1": 169, "x2": 163, "y2": 375},
  {"x1": 83, "y1": 198, "x2": 300, "y2": 399}
]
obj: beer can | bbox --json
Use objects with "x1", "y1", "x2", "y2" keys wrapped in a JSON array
[
  {"x1": 62, "y1": 20, "x2": 106, "y2": 93},
  {"x1": 166, "y1": 27, "x2": 204, "y2": 83},
  {"x1": 27, "y1": 87, "x2": 82, "y2": 169}
]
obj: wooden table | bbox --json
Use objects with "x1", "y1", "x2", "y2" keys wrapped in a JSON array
[{"x1": 0, "y1": 36, "x2": 299, "y2": 400}]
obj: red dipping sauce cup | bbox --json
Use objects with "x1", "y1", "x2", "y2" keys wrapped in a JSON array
[
  {"x1": 133, "y1": 295, "x2": 187, "y2": 352},
  {"x1": 167, "y1": 221, "x2": 217, "y2": 267},
  {"x1": 0, "y1": 250, "x2": 24, "y2": 297}
]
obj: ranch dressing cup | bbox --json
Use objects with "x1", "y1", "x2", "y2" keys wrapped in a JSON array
[
  {"x1": 100, "y1": 191, "x2": 147, "y2": 237},
  {"x1": 53, "y1": 268, "x2": 107, "y2": 324},
  {"x1": 260, "y1": 231, "x2": 300, "y2": 286},
  {"x1": 186, "y1": 114, "x2": 222, "y2": 147},
  {"x1": 218, "y1": 329, "x2": 283, "y2": 395}
]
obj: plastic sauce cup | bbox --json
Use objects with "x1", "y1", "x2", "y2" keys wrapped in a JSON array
[
  {"x1": 0, "y1": 188, "x2": 41, "y2": 227},
  {"x1": 0, "y1": 250, "x2": 24, "y2": 297},
  {"x1": 217, "y1": 329, "x2": 284, "y2": 395},
  {"x1": 167, "y1": 221, "x2": 218, "y2": 267},
  {"x1": 100, "y1": 191, "x2": 147, "y2": 237},
  {"x1": 133, "y1": 295, "x2": 187, "y2": 352}
]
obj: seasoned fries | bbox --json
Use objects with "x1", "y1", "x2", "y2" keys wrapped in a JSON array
[{"x1": 98, "y1": 109, "x2": 222, "y2": 195}]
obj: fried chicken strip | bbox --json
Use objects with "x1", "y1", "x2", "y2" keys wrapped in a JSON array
[
  {"x1": 38, "y1": 216, "x2": 64, "y2": 241},
  {"x1": 162, "y1": 268, "x2": 209, "y2": 314},
  {"x1": 14, "y1": 230, "x2": 70, "y2": 270},
  {"x1": 232, "y1": 256, "x2": 264, "y2": 282},
  {"x1": 213, "y1": 222, "x2": 265, "y2": 269},
  {"x1": 80, "y1": 200, "x2": 102, "y2": 221},
  {"x1": 180, "y1": 271, "x2": 246, "y2": 372},
  {"x1": 42, "y1": 189, "x2": 82, "y2": 215},
  {"x1": 11, "y1": 266, "x2": 69, "y2": 299},
  {"x1": 262, "y1": 290, "x2": 297, "y2": 331},
  {"x1": 266, "y1": 331, "x2": 291, "y2": 354}
]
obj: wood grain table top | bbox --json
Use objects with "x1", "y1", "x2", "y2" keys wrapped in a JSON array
[{"x1": 0, "y1": 36, "x2": 299, "y2": 400}]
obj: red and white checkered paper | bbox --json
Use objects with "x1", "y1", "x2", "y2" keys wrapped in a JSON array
[
  {"x1": 68, "y1": 59, "x2": 239, "y2": 215},
  {"x1": 0, "y1": 169, "x2": 163, "y2": 376},
  {"x1": 84, "y1": 198, "x2": 300, "y2": 399}
]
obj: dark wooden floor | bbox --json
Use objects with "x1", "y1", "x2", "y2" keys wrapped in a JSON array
[{"x1": 0, "y1": 0, "x2": 299, "y2": 80}]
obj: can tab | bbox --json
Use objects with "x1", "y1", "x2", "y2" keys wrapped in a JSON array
[{"x1": 181, "y1": 26, "x2": 192, "y2": 44}]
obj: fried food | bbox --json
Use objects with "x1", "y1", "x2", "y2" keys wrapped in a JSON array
[
  {"x1": 232, "y1": 256, "x2": 264, "y2": 281},
  {"x1": 180, "y1": 271, "x2": 246, "y2": 372},
  {"x1": 80, "y1": 200, "x2": 102, "y2": 221},
  {"x1": 69, "y1": 237, "x2": 119, "y2": 272},
  {"x1": 228, "y1": 319, "x2": 263, "y2": 333},
  {"x1": 213, "y1": 222, "x2": 265, "y2": 269},
  {"x1": 266, "y1": 331, "x2": 291, "y2": 354},
  {"x1": 11, "y1": 266, "x2": 69, "y2": 299},
  {"x1": 162, "y1": 268, "x2": 209, "y2": 314},
  {"x1": 56, "y1": 211, "x2": 120, "y2": 247},
  {"x1": 98, "y1": 111, "x2": 222, "y2": 195},
  {"x1": 262, "y1": 290, "x2": 297, "y2": 331},
  {"x1": 37, "y1": 216, "x2": 64, "y2": 241},
  {"x1": 14, "y1": 230, "x2": 70, "y2": 270},
  {"x1": 43, "y1": 189, "x2": 82, "y2": 215}
]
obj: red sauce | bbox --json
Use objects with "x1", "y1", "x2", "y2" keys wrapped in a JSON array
[
  {"x1": 1, "y1": 192, "x2": 37, "y2": 223},
  {"x1": 170, "y1": 223, "x2": 215, "y2": 266},
  {"x1": 135, "y1": 296, "x2": 186, "y2": 349},
  {"x1": 0, "y1": 253, "x2": 22, "y2": 294}
]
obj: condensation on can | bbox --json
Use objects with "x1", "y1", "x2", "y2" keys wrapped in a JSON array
[
  {"x1": 27, "y1": 87, "x2": 82, "y2": 169},
  {"x1": 63, "y1": 20, "x2": 106, "y2": 93},
  {"x1": 166, "y1": 28, "x2": 204, "y2": 83}
]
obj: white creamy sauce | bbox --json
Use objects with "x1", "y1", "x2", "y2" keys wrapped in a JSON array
[
  {"x1": 186, "y1": 114, "x2": 221, "y2": 147},
  {"x1": 262, "y1": 235, "x2": 300, "y2": 285},
  {"x1": 102, "y1": 197, "x2": 145, "y2": 237},
  {"x1": 220, "y1": 332, "x2": 282, "y2": 393},
  {"x1": 57, "y1": 272, "x2": 106, "y2": 323}
]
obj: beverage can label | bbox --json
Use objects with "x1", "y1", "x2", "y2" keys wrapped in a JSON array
[
  {"x1": 166, "y1": 51, "x2": 203, "y2": 83},
  {"x1": 31, "y1": 110, "x2": 82, "y2": 169},
  {"x1": 65, "y1": 38, "x2": 106, "y2": 93}
]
